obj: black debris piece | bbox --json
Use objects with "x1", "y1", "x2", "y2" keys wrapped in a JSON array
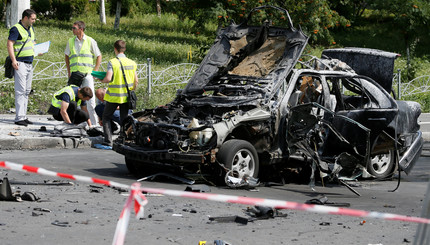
[
  {"x1": 184, "y1": 184, "x2": 211, "y2": 193},
  {"x1": 89, "y1": 185, "x2": 103, "y2": 193},
  {"x1": 245, "y1": 206, "x2": 287, "y2": 220},
  {"x1": 0, "y1": 177, "x2": 14, "y2": 201},
  {"x1": 305, "y1": 196, "x2": 350, "y2": 207},
  {"x1": 34, "y1": 207, "x2": 51, "y2": 212},
  {"x1": 138, "y1": 172, "x2": 195, "y2": 185},
  {"x1": 209, "y1": 215, "x2": 248, "y2": 225},
  {"x1": 51, "y1": 220, "x2": 70, "y2": 227},
  {"x1": 9, "y1": 180, "x2": 74, "y2": 186},
  {"x1": 21, "y1": 191, "x2": 39, "y2": 201}
]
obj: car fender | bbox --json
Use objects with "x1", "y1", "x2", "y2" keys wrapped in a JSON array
[{"x1": 212, "y1": 108, "x2": 271, "y2": 146}]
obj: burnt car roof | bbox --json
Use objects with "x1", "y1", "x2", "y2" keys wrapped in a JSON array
[{"x1": 181, "y1": 6, "x2": 308, "y2": 96}]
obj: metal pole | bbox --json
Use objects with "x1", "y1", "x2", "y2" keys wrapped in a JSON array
[
  {"x1": 147, "y1": 58, "x2": 152, "y2": 96},
  {"x1": 397, "y1": 69, "x2": 401, "y2": 99},
  {"x1": 413, "y1": 180, "x2": 430, "y2": 245}
]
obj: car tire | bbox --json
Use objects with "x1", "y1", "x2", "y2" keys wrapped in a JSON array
[
  {"x1": 367, "y1": 138, "x2": 396, "y2": 179},
  {"x1": 217, "y1": 139, "x2": 259, "y2": 179}
]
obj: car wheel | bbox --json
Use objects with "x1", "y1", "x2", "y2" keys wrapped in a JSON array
[
  {"x1": 217, "y1": 139, "x2": 259, "y2": 179},
  {"x1": 367, "y1": 149, "x2": 396, "y2": 179}
]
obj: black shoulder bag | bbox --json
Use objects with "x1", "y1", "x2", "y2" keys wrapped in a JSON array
[
  {"x1": 117, "y1": 58, "x2": 137, "y2": 109},
  {"x1": 4, "y1": 38, "x2": 29, "y2": 79}
]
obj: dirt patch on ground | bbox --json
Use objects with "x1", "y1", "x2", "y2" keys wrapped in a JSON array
[{"x1": 229, "y1": 36, "x2": 287, "y2": 77}]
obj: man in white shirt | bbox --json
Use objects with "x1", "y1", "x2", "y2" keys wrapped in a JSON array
[{"x1": 64, "y1": 20, "x2": 102, "y2": 126}]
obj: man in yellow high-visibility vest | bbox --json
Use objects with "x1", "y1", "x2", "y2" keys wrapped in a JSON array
[
  {"x1": 99, "y1": 40, "x2": 138, "y2": 147},
  {"x1": 48, "y1": 85, "x2": 93, "y2": 126},
  {"x1": 64, "y1": 20, "x2": 102, "y2": 126},
  {"x1": 6, "y1": 9, "x2": 38, "y2": 127}
]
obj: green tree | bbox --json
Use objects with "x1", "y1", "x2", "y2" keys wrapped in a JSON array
[
  {"x1": 372, "y1": 0, "x2": 430, "y2": 79},
  {"x1": 329, "y1": 0, "x2": 369, "y2": 21},
  {"x1": 166, "y1": 0, "x2": 350, "y2": 45}
]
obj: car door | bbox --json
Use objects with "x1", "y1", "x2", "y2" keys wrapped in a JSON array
[{"x1": 320, "y1": 75, "x2": 398, "y2": 162}]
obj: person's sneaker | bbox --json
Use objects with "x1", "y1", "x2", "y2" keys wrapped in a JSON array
[
  {"x1": 24, "y1": 119, "x2": 33, "y2": 124},
  {"x1": 14, "y1": 120, "x2": 28, "y2": 126}
]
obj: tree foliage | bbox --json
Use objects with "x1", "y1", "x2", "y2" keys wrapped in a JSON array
[
  {"x1": 372, "y1": 0, "x2": 430, "y2": 48},
  {"x1": 28, "y1": 0, "x2": 429, "y2": 50},
  {"x1": 369, "y1": 0, "x2": 430, "y2": 79},
  {"x1": 166, "y1": 0, "x2": 350, "y2": 45},
  {"x1": 32, "y1": 0, "x2": 91, "y2": 20}
]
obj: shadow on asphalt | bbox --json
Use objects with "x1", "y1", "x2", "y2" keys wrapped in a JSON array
[{"x1": 84, "y1": 161, "x2": 136, "y2": 181}]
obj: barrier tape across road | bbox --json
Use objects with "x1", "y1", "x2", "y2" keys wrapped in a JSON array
[{"x1": 1, "y1": 160, "x2": 429, "y2": 245}]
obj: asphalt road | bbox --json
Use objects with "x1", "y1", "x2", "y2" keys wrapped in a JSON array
[
  {"x1": 0, "y1": 148, "x2": 429, "y2": 245},
  {"x1": 420, "y1": 113, "x2": 430, "y2": 135}
]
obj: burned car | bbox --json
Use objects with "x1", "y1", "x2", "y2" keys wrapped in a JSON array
[{"x1": 114, "y1": 6, "x2": 423, "y2": 185}]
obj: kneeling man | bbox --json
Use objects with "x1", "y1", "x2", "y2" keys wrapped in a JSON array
[{"x1": 48, "y1": 85, "x2": 93, "y2": 126}]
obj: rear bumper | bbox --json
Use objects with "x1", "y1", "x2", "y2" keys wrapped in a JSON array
[{"x1": 399, "y1": 131, "x2": 423, "y2": 174}]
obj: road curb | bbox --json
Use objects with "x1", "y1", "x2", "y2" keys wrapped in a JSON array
[
  {"x1": 423, "y1": 132, "x2": 430, "y2": 141},
  {"x1": 0, "y1": 132, "x2": 429, "y2": 151},
  {"x1": 0, "y1": 137, "x2": 96, "y2": 150},
  {"x1": 0, "y1": 113, "x2": 429, "y2": 151}
]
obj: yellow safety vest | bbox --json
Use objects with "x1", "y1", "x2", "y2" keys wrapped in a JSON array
[
  {"x1": 69, "y1": 36, "x2": 94, "y2": 73},
  {"x1": 11, "y1": 23, "x2": 35, "y2": 57},
  {"x1": 51, "y1": 85, "x2": 82, "y2": 109},
  {"x1": 104, "y1": 57, "x2": 137, "y2": 104}
]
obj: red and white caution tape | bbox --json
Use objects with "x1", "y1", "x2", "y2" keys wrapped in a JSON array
[
  {"x1": 0, "y1": 160, "x2": 130, "y2": 190},
  {"x1": 1, "y1": 160, "x2": 430, "y2": 245},
  {"x1": 112, "y1": 182, "x2": 147, "y2": 245},
  {"x1": 136, "y1": 187, "x2": 430, "y2": 224}
]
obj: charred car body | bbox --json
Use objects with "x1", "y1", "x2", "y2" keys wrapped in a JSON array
[{"x1": 114, "y1": 6, "x2": 423, "y2": 184}]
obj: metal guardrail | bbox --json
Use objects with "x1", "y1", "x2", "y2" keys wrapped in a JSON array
[
  {"x1": 398, "y1": 75, "x2": 430, "y2": 98},
  {"x1": 0, "y1": 59, "x2": 198, "y2": 96},
  {"x1": 0, "y1": 59, "x2": 148, "y2": 83},
  {"x1": 149, "y1": 62, "x2": 198, "y2": 95},
  {"x1": 1, "y1": 59, "x2": 428, "y2": 98}
]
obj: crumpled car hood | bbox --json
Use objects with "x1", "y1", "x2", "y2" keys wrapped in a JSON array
[{"x1": 181, "y1": 16, "x2": 308, "y2": 96}]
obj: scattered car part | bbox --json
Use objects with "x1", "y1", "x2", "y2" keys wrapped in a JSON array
[
  {"x1": 51, "y1": 220, "x2": 70, "y2": 227},
  {"x1": 21, "y1": 191, "x2": 39, "y2": 202},
  {"x1": 245, "y1": 205, "x2": 288, "y2": 220},
  {"x1": 305, "y1": 196, "x2": 350, "y2": 207},
  {"x1": 9, "y1": 180, "x2": 74, "y2": 186},
  {"x1": 137, "y1": 172, "x2": 195, "y2": 185},
  {"x1": 34, "y1": 207, "x2": 51, "y2": 212},
  {"x1": 214, "y1": 240, "x2": 233, "y2": 245},
  {"x1": 209, "y1": 215, "x2": 248, "y2": 225},
  {"x1": 0, "y1": 177, "x2": 14, "y2": 201},
  {"x1": 225, "y1": 171, "x2": 259, "y2": 189},
  {"x1": 185, "y1": 184, "x2": 211, "y2": 192}
]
